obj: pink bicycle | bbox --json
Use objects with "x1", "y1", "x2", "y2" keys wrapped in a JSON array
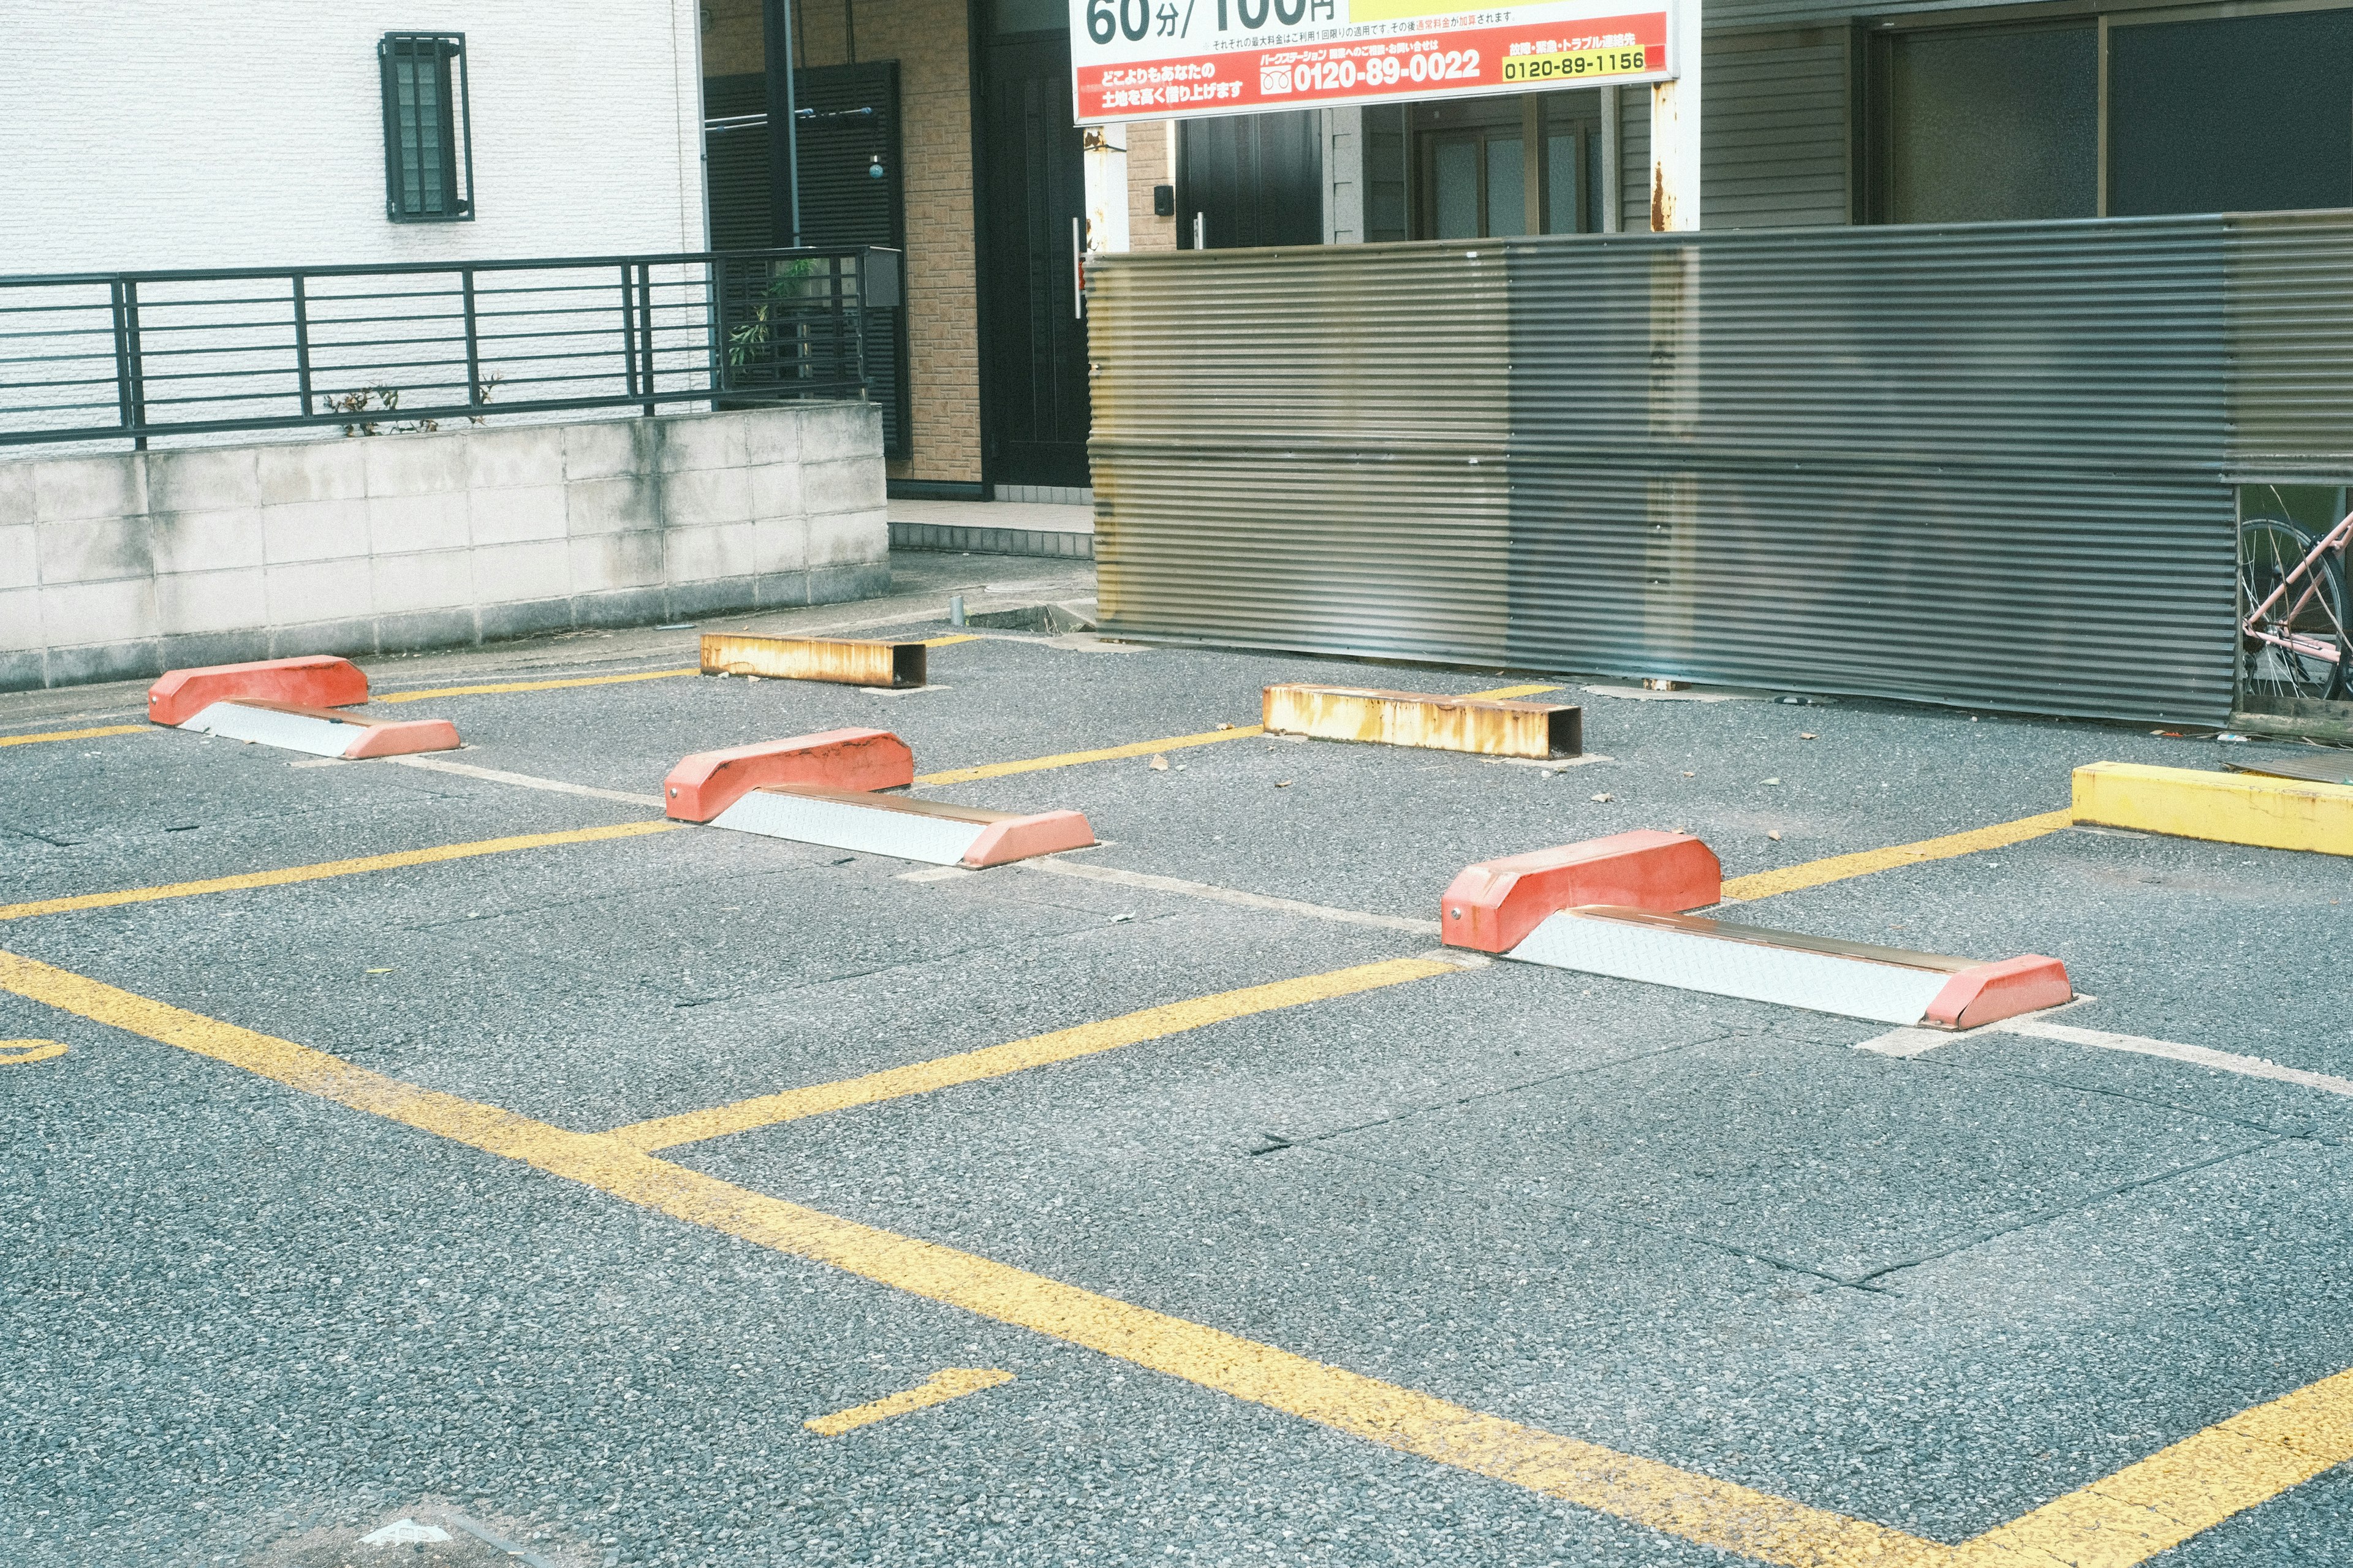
[{"x1": 2241, "y1": 506, "x2": 2351, "y2": 700}]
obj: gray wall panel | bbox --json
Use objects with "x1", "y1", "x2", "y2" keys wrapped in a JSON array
[
  {"x1": 1703, "y1": 31, "x2": 1852, "y2": 227},
  {"x1": 1608, "y1": 34, "x2": 1851, "y2": 233},
  {"x1": 1088, "y1": 244, "x2": 1514, "y2": 662},
  {"x1": 1712, "y1": 0, "x2": 1988, "y2": 29},
  {"x1": 1084, "y1": 215, "x2": 2329, "y2": 725},
  {"x1": 1618, "y1": 88, "x2": 1651, "y2": 233}
]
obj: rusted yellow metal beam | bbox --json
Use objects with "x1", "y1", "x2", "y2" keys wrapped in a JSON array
[
  {"x1": 699, "y1": 634, "x2": 926, "y2": 688},
  {"x1": 1261, "y1": 683, "x2": 1582, "y2": 759}
]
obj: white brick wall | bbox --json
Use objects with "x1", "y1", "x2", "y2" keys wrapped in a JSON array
[{"x1": 2, "y1": 1, "x2": 707, "y2": 273}]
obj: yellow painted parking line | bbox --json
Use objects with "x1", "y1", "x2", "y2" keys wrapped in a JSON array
[
  {"x1": 922, "y1": 634, "x2": 983, "y2": 648},
  {"x1": 607, "y1": 956, "x2": 1460, "y2": 1152},
  {"x1": 2, "y1": 947, "x2": 2347, "y2": 1567},
  {"x1": 0, "y1": 724, "x2": 149, "y2": 749},
  {"x1": 917, "y1": 725, "x2": 1267, "y2": 784},
  {"x1": 1960, "y1": 1366, "x2": 2353, "y2": 1566},
  {"x1": 381, "y1": 640, "x2": 978, "y2": 703},
  {"x1": 805, "y1": 1368, "x2": 1012, "y2": 1436},
  {"x1": 0, "y1": 947, "x2": 1921, "y2": 1564},
  {"x1": 376, "y1": 668, "x2": 699, "y2": 702},
  {"x1": 913, "y1": 685, "x2": 1559, "y2": 786},
  {"x1": 0, "y1": 820, "x2": 680, "y2": 923},
  {"x1": 1720, "y1": 809, "x2": 2075, "y2": 904},
  {"x1": 0, "y1": 1039, "x2": 69, "y2": 1064}
]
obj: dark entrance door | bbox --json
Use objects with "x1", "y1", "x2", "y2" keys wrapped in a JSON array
[
  {"x1": 1175, "y1": 110, "x2": 1323, "y2": 249},
  {"x1": 979, "y1": 29, "x2": 1089, "y2": 488}
]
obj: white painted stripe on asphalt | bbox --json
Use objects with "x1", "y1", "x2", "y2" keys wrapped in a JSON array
[
  {"x1": 383, "y1": 751, "x2": 1442, "y2": 935},
  {"x1": 1855, "y1": 1027, "x2": 1949, "y2": 1058},
  {"x1": 384, "y1": 754, "x2": 665, "y2": 809},
  {"x1": 1857, "y1": 1015, "x2": 2353, "y2": 1098},
  {"x1": 1998, "y1": 1017, "x2": 2353, "y2": 1097},
  {"x1": 1023, "y1": 858, "x2": 1442, "y2": 935}
]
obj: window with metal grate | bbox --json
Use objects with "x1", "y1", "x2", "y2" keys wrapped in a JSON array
[{"x1": 379, "y1": 33, "x2": 474, "y2": 222}]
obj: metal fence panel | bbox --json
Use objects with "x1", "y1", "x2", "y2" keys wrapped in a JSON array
[
  {"x1": 0, "y1": 246, "x2": 893, "y2": 453},
  {"x1": 1089, "y1": 243, "x2": 1516, "y2": 662},
  {"x1": 2227, "y1": 211, "x2": 2353, "y2": 474},
  {"x1": 1087, "y1": 213, "x2": 2304, "y2": 725}
]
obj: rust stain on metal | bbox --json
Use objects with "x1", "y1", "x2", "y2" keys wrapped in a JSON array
[
  {"x1": 1261, "y1": 684, "x2": 1582, "y2": 760},
  {"x1": 700, "y1": 634, "x2": 927, "y2": 687},
  {"x1": 1650, "y1": 164, "x2": 1670, "y2": 232}
]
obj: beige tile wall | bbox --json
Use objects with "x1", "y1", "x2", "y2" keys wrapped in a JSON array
[
  {"x1": 1126, "y1": 121, "x2": 1178, "y2": 253},
  {"x1": 707, "y1": 0, "x2": 984, "y2": 487}
]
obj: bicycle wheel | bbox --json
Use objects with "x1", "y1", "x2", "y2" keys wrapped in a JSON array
[{"x1": 2240, "y1": 516, "x2": 2349, "y2": 701}]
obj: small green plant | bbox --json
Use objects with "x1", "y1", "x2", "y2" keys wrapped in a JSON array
[
  {"x1": 726, "y1": 260, "x2": 819, "y2": 370},
  {"x1": 327, "y1": 374, "x2": 501, "y2": 436}
]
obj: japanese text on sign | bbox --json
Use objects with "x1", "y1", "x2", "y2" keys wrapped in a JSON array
[{"x1": 1070, "y1": 0, "x2": 1673, "y2": 123}]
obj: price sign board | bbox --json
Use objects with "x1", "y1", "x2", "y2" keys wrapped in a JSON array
[{"x1": 1070, "y1": 0, "x2": 1675, "y2": 124}]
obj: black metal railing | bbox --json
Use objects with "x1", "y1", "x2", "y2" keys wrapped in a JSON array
[{"x1": 0, "y1": 244, "x2": 901, "y2": 450}]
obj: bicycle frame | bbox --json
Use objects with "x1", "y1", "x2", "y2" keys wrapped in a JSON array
[{"x1": 2243, "y1": 509, "x2": 2353, "y2": 667}]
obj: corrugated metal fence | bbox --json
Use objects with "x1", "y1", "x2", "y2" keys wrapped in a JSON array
[{"x1": 1088, "y1": 211, "x2": 2353, "y2": 724}]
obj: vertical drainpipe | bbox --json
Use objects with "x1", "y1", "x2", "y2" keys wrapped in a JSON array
[
  {"x1": 1083, "y1": 124, "x2": 1131, "y2": 257},
  {"x1": 764, "y1": 0, "x2": 803, "y2": 246},
  {"x1": 1642, "y1": 0, "x2": 1702, "y2": 681},
  {"x1": 1647, "y1": 0, "x2": 1701, "y2": 232}
]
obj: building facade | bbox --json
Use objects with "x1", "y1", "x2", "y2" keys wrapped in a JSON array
[
  {"x1": 0, "y1": 4, "x2": 900, "y2": 694},
  {"x1": 705, "y1": 0, "x2": 2351, "y2": 502},
  {"x1": 4, "y1": 2, "x2": 708, "y2": 273}
]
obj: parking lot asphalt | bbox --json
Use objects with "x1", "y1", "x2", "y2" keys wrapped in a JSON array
[{"x1": 4, "y1": 550, "x2": 2350, "y2": 1567}]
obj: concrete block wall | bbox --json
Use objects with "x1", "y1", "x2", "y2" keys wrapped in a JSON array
[
  {"x1": 1, "y1": 405, "x2": 887, "y2": 692},
  {"x1": 728, "y1": 0, "x2": 984, "y2": 488}
]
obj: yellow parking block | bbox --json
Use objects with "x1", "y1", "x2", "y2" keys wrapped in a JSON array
[{"x1": 2072, "y1": 761, "x2": 2353, "y2": 857}]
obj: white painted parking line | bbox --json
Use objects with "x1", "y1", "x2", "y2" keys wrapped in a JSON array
[
  {"x1": 1025, "y1": 858, "x2": 1442, "y2": 934},
  {"x1": 369, "y1": 751, "x2": 1430, "y2": 934},
  {"x1": 1999, "y1": 1017, "x2": 2353, "y2": 1096},
  {"x1": 385, "y1": 754, "x2": 665, "y2": 809},
  {"x1": 1854, "y1": 1027, "x2": 1948, "y2": 1059},
  {"x1": 1859, "y1": 1015, "x2": 2353, "y2": 1097}
]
